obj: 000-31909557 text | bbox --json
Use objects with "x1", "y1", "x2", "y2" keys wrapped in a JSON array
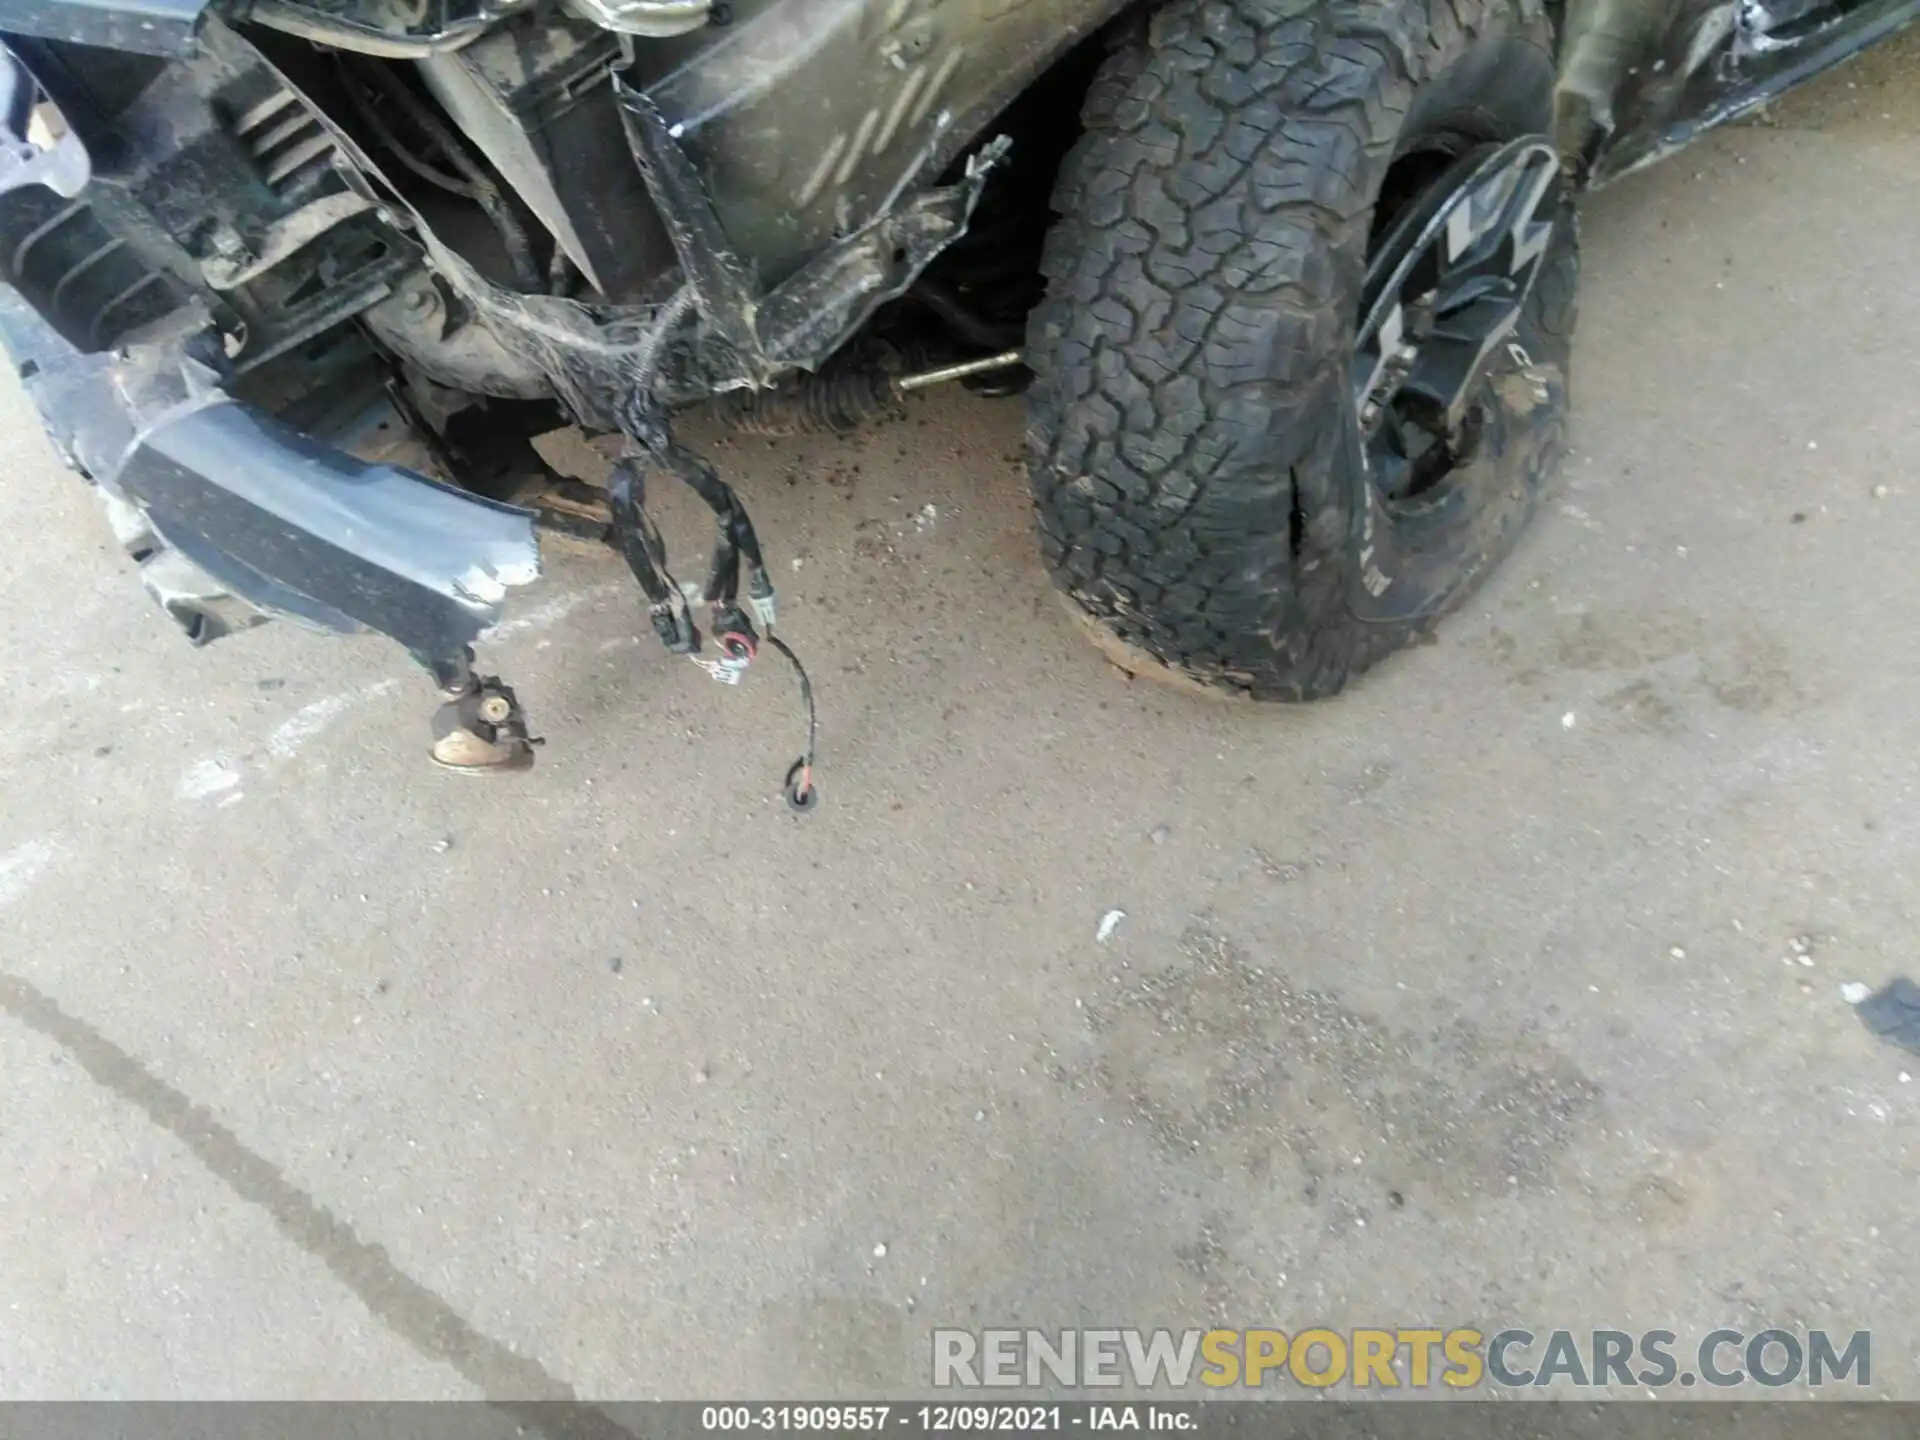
[{"x1": 700, "y1": 1406, "x2": 1075, "y2": 1430}]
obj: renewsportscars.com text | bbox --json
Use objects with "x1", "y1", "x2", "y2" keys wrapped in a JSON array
[{"x1": 931, "y1": 1328, "x2": 1870, "y2": 1390}]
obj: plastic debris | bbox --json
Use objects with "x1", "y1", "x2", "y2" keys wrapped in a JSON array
[{"x1": 1854, "y1": 978, "x2": 1920, "y2": 1055}]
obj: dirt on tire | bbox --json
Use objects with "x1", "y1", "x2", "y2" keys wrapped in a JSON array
[{"x1": 1024, "y1": 0, "x2": 1576, "y2": 700}]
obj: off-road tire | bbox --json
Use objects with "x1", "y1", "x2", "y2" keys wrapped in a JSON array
[{"x1": 1025, "y1": 0, "x2": 1578, "y2": 698}]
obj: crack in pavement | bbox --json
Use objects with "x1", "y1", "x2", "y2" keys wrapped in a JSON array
[{"x1": 0, "y1": 971, "x2": 634, "y2": 1436}]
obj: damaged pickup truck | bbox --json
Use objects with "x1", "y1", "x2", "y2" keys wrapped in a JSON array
[{"x1": 2, "y1": 0, "x2": 1912, "y2": 804}]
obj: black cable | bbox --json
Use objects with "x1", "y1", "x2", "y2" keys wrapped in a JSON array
[
  {"x1": 620, "y1": 287, "x2": 820, "y2": 812},
  {"x1": 606, "y1": 460, "x2": 672, "y2": 606},
  {"x1": 615, "y1": 302, "x2": 767, "y2": 607},
  {"x1": 468, "y1": 191, "x2": 546, "y2": 298},
  {"x1": 665, "y1": 440, "x2": 762, "y2": 602},
  {"x1": 351, "y1": 61, "x2": 544, "y2": 292},
  {"x1": 608, "y1": 455, "x2": 698, "y2": 652},
  {"x1": 906, "y1": 278, "x2": 1025, "y2": 350},
  {"x1": 338, "y1": 63, "x2": 478, "y2": 197},
  {"x1": 764, "y1": 634, "x2": 816, "y2": 812},
  {"x1": 631, "y1": 285, "x2": 696, "y2": 381}
]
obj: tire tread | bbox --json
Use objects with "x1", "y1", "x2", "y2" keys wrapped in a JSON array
[{"x1": 1026, "y1": 0, "x2": 1559, "y2": 698}]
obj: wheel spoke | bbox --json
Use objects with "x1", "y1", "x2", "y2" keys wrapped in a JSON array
[
  {"x1": 1439, "y1": 145, "x2": 1558, "y2": 291},
  {"x1": 1355, "y1": 137, "x2": 1559, "y2": 506}
]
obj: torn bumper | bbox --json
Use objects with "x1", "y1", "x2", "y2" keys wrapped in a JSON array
[
  {"x1": 0, "y1": 291, "x2": 541, "y2": 658},
  {"x1": 0, "y1": 36, "x2": 538, "y2": 660}
]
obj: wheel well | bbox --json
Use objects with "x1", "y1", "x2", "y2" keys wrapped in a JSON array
[{"x1": 904, "y1": 24, "x2": 1115, "y2": 343}]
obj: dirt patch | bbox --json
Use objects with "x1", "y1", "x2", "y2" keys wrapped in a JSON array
[{"x1": 1071, "y1": 923, "x2": 1601, "y2": 1215}]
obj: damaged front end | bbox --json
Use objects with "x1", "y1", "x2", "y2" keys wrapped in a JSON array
[
  {"x1": 0, "y1": 0, "x2": 1051, "y2": 791},
  {"x1": 0, "y1": 38, "x2": 547, "y2": 769},
  {"x1": 0, "y1": 286, "x2": 551, "y2": 766}
]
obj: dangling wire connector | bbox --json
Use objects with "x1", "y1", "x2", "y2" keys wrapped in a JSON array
[
  {"x1": 614, "y1": 286, "x2": 822, "y2": 814},
  {"x1": 747, "y1": 570, "x2": 778, "y2": 633},
  {"x1": 766, "y1": 634, "x2": 817, "y2": 813}
]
